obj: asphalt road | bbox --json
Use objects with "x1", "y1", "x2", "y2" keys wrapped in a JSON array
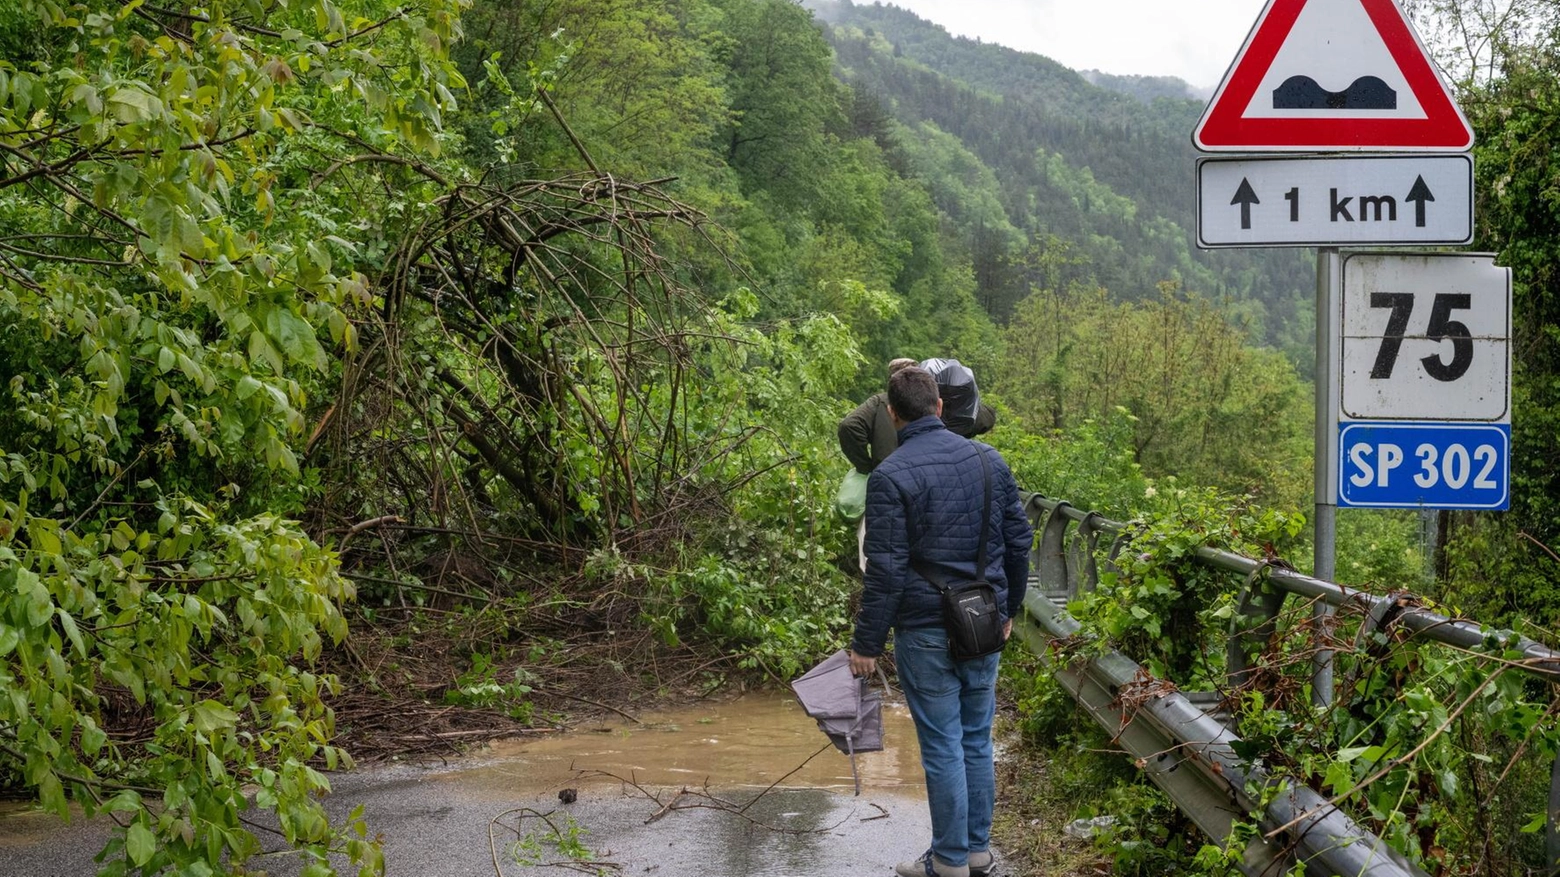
[{"x1": 0, "y1": 692, "x2": 943, "y2": 877}]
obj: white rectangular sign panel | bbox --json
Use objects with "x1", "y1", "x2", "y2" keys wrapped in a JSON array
[
  {"x1": 1197, "y1": 154, "x2": 1473, "y2": 248},
  {"x1": 1340, "y1": 252, "x2": 1511, "y2": 422}
]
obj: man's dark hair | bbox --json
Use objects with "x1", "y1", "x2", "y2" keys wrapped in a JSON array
[{"x1": 887, "y1": 367, "x2": 940, "y2": 422}]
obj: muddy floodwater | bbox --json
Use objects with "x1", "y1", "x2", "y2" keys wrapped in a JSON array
[
  {"x1": 461, "y1": 687, "x2": 925, "y2": 794},
  {"x1": 0, "y1": 690, "x2": 942, "y2": 877}
]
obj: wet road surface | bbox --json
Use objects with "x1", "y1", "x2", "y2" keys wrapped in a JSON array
[{"x1": 0, "y1": 691, "x2": 946, "y2": 876}]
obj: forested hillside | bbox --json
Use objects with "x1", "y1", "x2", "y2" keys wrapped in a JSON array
[{"x1": 809, "y1": 0, "x2": 1314, "y2": 351}]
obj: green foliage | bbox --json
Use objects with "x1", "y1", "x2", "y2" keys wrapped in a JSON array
[
  {"x1": 1439, "y1": 512, "x2": 1560, "y2": 640},
  {"x1": 893, "y1": 120, "x2": 1023, "y2": 250},
  {"x1": 456, "y1": 0, "x2": 728, "y2": 183},
  {"x1": 1332, "y1": 509, "x2": 1429, "y2": 590},
  {"x1": 995, "y1": 287, "x2": 1312, "y2": 507},
  {"x1": 711, "y1": 0, "x2": 841, "y2": 206},
  {"x1": 1435, "y1": 20, "x2": 1560, "y2": 637},
  {"x1": 1085, "y1": 785, "x2": 1243, "y2": 877},
  {"x1": 445, "y1": 653, "x2": 537, "y2": 722},
  {"x1": 636, "y1": 297, "x2": 865, "y2": 679},
  {"x1": 0, "y1": 0, "x2": 465, "y2": 870},
  {"x1": 508, "y1": 812, "x2": 597, "y2": 868},
  {"x1": 1069, "y1": 489, "x2": 1306, "y2": 682},
  {"x1": 986, "y1": 407, "x2": 1150, "y2": 517}
]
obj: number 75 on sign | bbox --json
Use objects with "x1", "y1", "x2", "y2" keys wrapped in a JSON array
[{"x1": 1341, "y1": 254, "x2": 1511, "y2": 422}]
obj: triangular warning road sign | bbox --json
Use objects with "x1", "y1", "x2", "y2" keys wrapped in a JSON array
[{"x1": 1194, "y1": 0, "x2": 1473, "y2": 152}]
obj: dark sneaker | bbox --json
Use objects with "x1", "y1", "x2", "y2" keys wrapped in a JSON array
[
  {"x1": 895, "y1": 850, "x2": 970, "y2": 877},
  {"x1": 969, "y1": 849, "x2": 996, "y2": 877}
]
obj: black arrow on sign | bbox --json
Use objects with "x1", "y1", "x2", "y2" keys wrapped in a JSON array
[
  {"x1": 1405, "y1": 175, "x2": 1435, "y2": 227},
  {"x1": 1230, "y1": 178, "x2": 1259, "y2": 230}
]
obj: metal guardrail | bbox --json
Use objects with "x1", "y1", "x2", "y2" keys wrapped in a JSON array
[{"x1": 1015, "y1": 494, "x2": 1560, "y2": 877}]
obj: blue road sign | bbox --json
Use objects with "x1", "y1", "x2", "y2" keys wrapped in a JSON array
[{"x1": 1339, "y1": 422, "x2": 1510, "y2": 510}]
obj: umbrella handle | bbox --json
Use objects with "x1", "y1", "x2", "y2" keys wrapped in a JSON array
[{"x1": 846, "y1": 736, "x2": 861, "y2": 796}]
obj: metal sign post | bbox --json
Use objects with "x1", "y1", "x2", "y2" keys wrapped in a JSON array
[{"x1": 1314, "y1": 248, "x2": 1341, "y2": 705}]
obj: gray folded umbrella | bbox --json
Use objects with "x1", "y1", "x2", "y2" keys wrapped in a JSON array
[{"x1": 790, "y1": 650, "x2": 887, "y2": 795}]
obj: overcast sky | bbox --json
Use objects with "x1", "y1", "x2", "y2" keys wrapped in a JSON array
[{"x1": 880, "y1": 0, "x2": 1271, "y2": 90}]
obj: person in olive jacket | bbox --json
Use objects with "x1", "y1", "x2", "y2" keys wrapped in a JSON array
[
  {"x1": 838, "y1": 358, "x2": 919, "y2": 573},
  {"x1": 838, "y1": 358, "x2": 999, "y2": 574},
  {"x1": 838, "y1": 358, "x2": 920, "y2": 476},
  {"x1": 838, "y1": 359, "x2": 998, "y2": 475}
]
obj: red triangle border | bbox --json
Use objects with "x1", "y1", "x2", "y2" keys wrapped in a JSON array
[{"x1": 1194, "y1": 0, "x2": 1473, "y2": 151}]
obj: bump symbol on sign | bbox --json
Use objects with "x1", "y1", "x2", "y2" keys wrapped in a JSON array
[{"x1": 1273, "y1": 75, "x2": 1397, "y2": 110}]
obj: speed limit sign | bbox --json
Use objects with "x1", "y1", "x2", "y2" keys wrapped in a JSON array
[{"x1": 1338, "y1": 253, "x2": 1512, "y2": 509}]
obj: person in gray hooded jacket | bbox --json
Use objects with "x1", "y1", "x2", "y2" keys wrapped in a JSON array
[{"x1": 918, "y1": 358, "x2": 996, "y2": 439}]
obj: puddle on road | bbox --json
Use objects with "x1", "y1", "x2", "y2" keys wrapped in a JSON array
[
  {"x1": 0, "y1": 803, "x2": 74, "y2": 848},
  {"x1": 439, "y1": 688, "x2": 926, "y2": 799},
  {"x1": 0, "y1": 691, "x2": 935, "y2": 877}
]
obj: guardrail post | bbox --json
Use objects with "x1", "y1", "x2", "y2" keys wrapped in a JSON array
[
  {"x1": 1102, "y1": 529, "x2": 1132, "y2": 579},
  {"x1": 1037, "y1": 500, "x2": 1073, "y2": 599},
  {"x1": 1024, "y1": 494, "x2": 1049, "y2": 584},
  {"x1": 1226, "y1": 564, "x2": 1286, "y2": 692},
  {"x1": 1068, "y1": 511, "x2": 1104, "y2": 594}
]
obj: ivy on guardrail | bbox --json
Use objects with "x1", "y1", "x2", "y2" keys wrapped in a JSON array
[{"x1": 1052, "y1": 488, "x2": 1560, "y2": 873}]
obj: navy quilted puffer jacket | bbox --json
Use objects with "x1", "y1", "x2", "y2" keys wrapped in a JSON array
[{"x1": 850, "y1": 416, "x2": 1033, "y2": 658}]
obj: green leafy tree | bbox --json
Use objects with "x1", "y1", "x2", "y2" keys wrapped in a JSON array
[
  {"x1": 0, "y1": 0, "x2": 465, "y2": 872},
  {"x1": 456, "y1": 0, "x2": 730, "y2": 187},
  {"x1": 711, "y1": 0, "x2": 840, "y2": 207},
  {"x1": 1430, "y1": 16, "x2": 1560, "y2": 632},
  {"x1": 995, "y1": 286, "x2": 1311, "y2": 506}
]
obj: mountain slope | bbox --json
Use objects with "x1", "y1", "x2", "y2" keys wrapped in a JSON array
[{"x1": 809, "y1": 0, "x2": 1312, "y2": 350}]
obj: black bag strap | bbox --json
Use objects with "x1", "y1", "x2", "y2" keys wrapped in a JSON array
[{"x1": 911, "y1": 447, "x2": 992, "y2": 593}]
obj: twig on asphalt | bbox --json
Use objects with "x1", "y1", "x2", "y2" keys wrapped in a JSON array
[
  {"x1": 737, "y1": 739, "x2": 833, "y2": 815},
  {"x1": 572, "y1": 765, "x2": 855, "y2": 836}
]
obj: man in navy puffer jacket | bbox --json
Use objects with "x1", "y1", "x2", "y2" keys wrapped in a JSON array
[{"x1": 848, "y1": 367, "x2": 1032, "y2": 877}]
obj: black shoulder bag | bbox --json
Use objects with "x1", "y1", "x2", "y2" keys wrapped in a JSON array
[{"x1": 911, "y1": 449, "x2": 1005, "y2": 661}]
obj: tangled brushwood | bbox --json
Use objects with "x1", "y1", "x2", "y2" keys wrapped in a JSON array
[
  {"x1": 325, "y1": 170, "x2": 735, "y2": 552},
  {"x1": 309, "y1": 132, "x2": 863, "y2": 727}
]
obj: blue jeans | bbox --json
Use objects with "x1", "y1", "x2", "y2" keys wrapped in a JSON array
[{"x1": 894, "y1": 625, "x2": 1000, "y2": 867}]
